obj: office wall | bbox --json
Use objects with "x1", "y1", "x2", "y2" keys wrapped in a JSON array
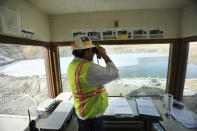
[
  {"x1": 0, "y1": 0, "x2": 50, "y2": 42},
  {"x1": 50, "y1": 9, "x2": 182, "y2": 42},
  {"x1": 181, "y1": 1, "x2": 197, "y2": 38}
]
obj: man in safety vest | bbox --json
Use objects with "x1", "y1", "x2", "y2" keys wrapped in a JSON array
[{"x1": 67, "y1": 35, "x2": 119, "y2": 131}]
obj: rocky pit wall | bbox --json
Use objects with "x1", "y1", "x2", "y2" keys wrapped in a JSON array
[{"x1": 0, "y1": 74, "x2": 48, "y2": 116}]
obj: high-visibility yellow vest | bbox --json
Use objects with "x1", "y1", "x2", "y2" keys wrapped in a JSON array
[{"x1": 67, "y1": 60, "x2": 108, "y2": 119}]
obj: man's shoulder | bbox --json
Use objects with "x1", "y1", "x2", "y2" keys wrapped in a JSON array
[{"x1": 83, "y1": 61, "x2": 95, "y2": 68}]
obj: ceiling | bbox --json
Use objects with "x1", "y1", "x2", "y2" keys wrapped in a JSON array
[{"x1": 26, "y1": 0, "x2": 190, "y2": 15}]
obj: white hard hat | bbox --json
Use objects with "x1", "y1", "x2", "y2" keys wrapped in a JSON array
[{"x1": 71, "y1": 35, "x2": 95, "y2": 50}]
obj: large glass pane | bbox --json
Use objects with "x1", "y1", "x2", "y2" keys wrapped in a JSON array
[
  {"x1": 59, "y1": 46, "x2": 73, "y2": 92},
  {"x1": 59, "y1": 44, "x2": 170, "y2": 98},
  {"x1": 0, "y1": 43, "x2": 49, "y2": 117},
  {"x1": 98, "y1": 44, "x2": 169, "y2": 97},
  {"x1": 183, "y1": 42, "x2": 197, "y2": 114}
]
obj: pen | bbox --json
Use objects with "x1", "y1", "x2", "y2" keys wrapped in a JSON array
[
  {"x1": 165, "y1": 112, "x2": 176, "y2": 120},
  {"x1": 170, "y1": 113, "x2": 176, "y2": 120}
]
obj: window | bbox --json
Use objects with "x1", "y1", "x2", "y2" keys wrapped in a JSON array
[
  {"x1": 0, "y1": 43, "x2": 49, "y2": 117},
  {"x1": 99, "y1": 44, "x2": 170, "y2": 97},
  {"x1": 59, "y1": 44, "x2": 170, "y2": 98},
  {"x1": 59, "y1": 46, "x2": 73, "y2": 92},
  {"x1": 183, "y1": 42, "x2": 197, "y2": 113}
]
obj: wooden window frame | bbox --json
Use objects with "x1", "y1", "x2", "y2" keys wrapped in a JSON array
[
  {"x1": 1, "y1": 34, "x2": 197, "y2": 100},
  {"x1": 0, "y1": 35, "x2": 55, "y2": 98}
]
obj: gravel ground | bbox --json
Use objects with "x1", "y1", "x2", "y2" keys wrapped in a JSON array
[
  {"x1": 0, "y1": 74, "x2": 48, "y2": 116},
  {"x1": 0, "y1": 74, "x2": 196, "y2": 117}
]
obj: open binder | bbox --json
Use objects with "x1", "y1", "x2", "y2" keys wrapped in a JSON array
[
  {"x1": 112, "y1": 97, "x2": 134, "y2": 115},
  {"x1": 136, "y1": 98, "x2": 162, "y2": 120}
]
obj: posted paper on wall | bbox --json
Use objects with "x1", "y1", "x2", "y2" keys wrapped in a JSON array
[{"x1": 0, "y1": 6, "x2": 21, "y2": 36}]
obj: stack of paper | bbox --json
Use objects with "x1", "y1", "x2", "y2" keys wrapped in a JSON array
[
  {"x1": 40, "y1": 102, "x2": 74, "y2": 131},
  {"x1": 171, "y1": 108, "x2": 197, "y2": 129},
  {"x1": 112, "y1": 98, "x2": 133, "y2": 115},
  {"x1": 36, "y1": 98, "x2": 56, "y2": 117},
  {"x1": 55, "y1": 92, "x2": 72, "y2": 102},
  {"x1": 136, "y1": 98, "x2": 160, "y2": 117}
]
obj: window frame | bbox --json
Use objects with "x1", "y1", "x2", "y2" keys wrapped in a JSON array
[
  {"x1": 53, "y1": 38, "x2": 184, "y2": 100},
  {"x1": 1, "y1": 34, "x2": 197, "y2": 100},
  {"x1": 0, "y1": 34, "x2": 55, "y2": 97}
]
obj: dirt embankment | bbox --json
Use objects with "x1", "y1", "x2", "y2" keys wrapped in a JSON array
[
  {"x1": 0, "y1": 74, "x2": 48, "y2": 116},
  {"x1": 188, "y1": 42, "x2": 197, "y2": 65},
  {"x1": 0, "y1": 43, "x2": 45, "y2": 66}
]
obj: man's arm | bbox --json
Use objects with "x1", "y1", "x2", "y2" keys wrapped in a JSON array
[
  {"x1": 96, "y1": 45, "x2": 112, "y2": 63},
  {"x1": 86, "y1": 45, "x2": 119, "y2": 86}
]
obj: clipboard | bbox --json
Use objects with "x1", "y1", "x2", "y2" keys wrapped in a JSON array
[{"x1": 136, "y1": 98, "x2": 162, "y2": 120}]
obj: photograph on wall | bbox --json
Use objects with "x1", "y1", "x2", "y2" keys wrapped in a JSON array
[
  {"x1": 117, "y1": 30, "x2": 128, "y2": 40},
  {"x1": 87, "y1": 31, "x2": 101, "y2": 41},
  {"x1": 133, "y1": 28, "x2": 147, "y2": 39},
  {"x1": 72, "y1": 30, "x2": 87, "y2": 40},
  {"x1": 102, "y1": 30, "x2": 117, "y2": 40},
  {"x1": 149, "y1": 28, "x2": 164, "y2": 38},
  {"x1": 127, "y1": 30, "x2": 132, "y2": 39}
]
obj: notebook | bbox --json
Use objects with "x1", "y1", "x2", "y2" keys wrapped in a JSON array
[{"x1": 136, "y1": 98, "x2": 161, "y2": 120}]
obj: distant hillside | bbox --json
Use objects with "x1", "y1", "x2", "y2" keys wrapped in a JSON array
[
  {"x1": 0, "y1": 43, "x2": 44, "y2": 65},
  {"x1": 188, "y1": 42, "x2": 197, "y2": 65},
  {"x1": 0, "y1": 44, "x2": 25, "y2": 60},
  {"x1": 0, "y1": 44, "x2": 23, "y2": 65},
  {"x1": 0, "y1": 52, "x2": 15, "y2": 66},
  {"x1": 103, "y1": 44, "x2": 170, "y2": 54},
  {"x1": 1, "y1": 42, "x2": 197, "y2": 66},
  {"x1": 58, "y1": 44, "x2": 170, "y2": 57}
]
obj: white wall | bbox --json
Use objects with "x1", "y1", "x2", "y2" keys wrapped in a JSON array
[
  {"x1": 50, "y1": 9, "x2": 182, "y2": 42},
  {"x1": 0, "y1": 0, "x2": 50, "y2": 42},
  {"x1": 1, "y1": 0, "x2": 195, "y2": 42},
  {"x1": 181, "y1": 1, "x2": 197, "y2": 38}
]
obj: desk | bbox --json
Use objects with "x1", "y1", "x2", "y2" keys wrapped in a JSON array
[
  {"x1": 35, "y1": 97, "x2": 197, "y2": 131},
  {"x1": 157, "y1": 102, "x2": 197, "y2": 131},
  {"x1": 104, "y1": 97, "x2": 143, "y2": 130},
  {"x1": 103, "y1": 97, "x2": 197, "y2": 131},
  {"x1": 103, "y1": 97, "x2": 161, "y2": 131}
]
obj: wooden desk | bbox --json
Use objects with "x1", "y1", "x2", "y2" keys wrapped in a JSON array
[
  {"x1": 103, "y1": 97, "x2": 197, "y2": 131},
  {"x1": 103, "y1": 97, "x2": 161, "y2": 130},
  {"x1": 156, "y1": 101, "x2": 197, "y2": 131},
  {"x1": 35, "y1": 97, "x2": 197, "y2": 131}
]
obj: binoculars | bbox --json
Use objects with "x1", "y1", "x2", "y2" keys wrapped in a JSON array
[{"x1": 92, "y1": 47, "x2": 101, "y2": 59}]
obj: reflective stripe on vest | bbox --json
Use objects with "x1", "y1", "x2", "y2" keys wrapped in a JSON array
[
  {"x1": 75, "y1": 62, "x2": 85, "y2": 94},
  {"x1": 72, "y1": 86, "x2": 105, "y2": 98},
  {"x1": 74, "y1": 62, "x2": 105, "y2": 117},
  {"x1": 74, "y1": 62, "x2": 85, "y2": 116}
]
